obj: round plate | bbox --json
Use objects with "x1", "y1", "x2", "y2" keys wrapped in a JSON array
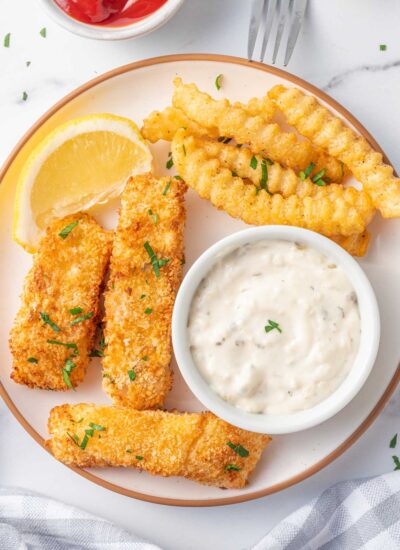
[{"x1": 1, "y1": 54, "x2": 399, "y2": 507}]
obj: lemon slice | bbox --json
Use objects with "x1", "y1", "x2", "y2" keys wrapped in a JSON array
[{"x1": 13, "y1": 113, "x2": 153, "y2": 252}]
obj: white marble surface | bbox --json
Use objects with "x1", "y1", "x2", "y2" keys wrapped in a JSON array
[{"x1": 1, "y1": 1, "x2": 400, "y2": 549}]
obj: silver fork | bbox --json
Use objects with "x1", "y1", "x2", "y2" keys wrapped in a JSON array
[{"x1": 248, "y1": 0, "x2": 308, "y2": 66}]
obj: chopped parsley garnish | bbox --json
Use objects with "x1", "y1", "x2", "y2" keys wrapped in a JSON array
[
  {"x1": 40, "y1": 312, "x2": 60, "y2": 333},
  {"x1": 22, "y1": 91, "x2": 28, "y2": 102},
  {"x1": 85, "y1": 428, "x2": 95, "y2": 437},
  {"x1": 265, "y1": 319, "x2": 282, "y2": 333},
  {"x1": 40, "y1": 27, "x2": 47, "y2": 38},
  {"x1": 67, "y1": 432, "x2": 80, "y2": 446},
  {"x1": 69, "y1": 307, "x2": 83, "y2": 315},
  {"x1": 59, "y1": 220, "x2": 79, "y2": 239},
  {"x1": 27, "y1": 357, "x2": 38, "y2": 363},
  {"x1": 140, "y1": 294, "x2": 146, "y2": 300},
  {"x1": 126, "y1": 449, "x2": 132, "y2": 453},
  {"x1": 166, "y1": 157, "x2": 174, "y2": 169},
  {"x1": 232, "y1": 171, "x2": 238, "y2": 177},
  {"x1": 47, "y1": 339, "x2": 78, "y2": 355},
  {"x1": 217, "y1": 136, "x2": 231, "y2": 144},
  {"x1": 392, "y1": 455, "x2": 400, "y2": 470},
  {"x1": 88, "y1": 422, "x2": 106, "y2": 431},
  {"x1": 70, "y1": 311, "x2": 94, "y2": 326},
  {"x1": 264, "y1": 157, "x2": 273, "y2": 165},
  {"x1": 128, "y1": 369, "x2": 136, "y2": 381},
  {"x1": 227, "y1": 441, "x2": 249, "y2": 457},
  {"x1": 136, "y1": 455, "x2": 144, "y2": 460},
  {"x1": 259, "y1": 159, "x2": 270, "y2": 194},
  {"x1": 250, "y1": 155, "x2": 258, "y2": 170},
  {"x1": 144, "y1": 241, "x2": 170, "y2": 278},
  {"x1": 312, "y1": 168, "x2": 326, "y2": 186},
  {"x1": 224, "y1": 464, "x2": 241, "y2": 472},
  {"x1": 89, "y1": 349, "x2": 103, "y2": 358},
  {"x1": 144, "y1": 308, "x2": 153, "y2": 315},
  {"x1": 299, "y1": 162, "x2": 315, "y2": 181},
  {"x1": 182, "y1": 144, "x2": 186, "y2": 156},
  {"x1": 340, "y1": 161, "x2": 345, "y2": 178},
  {"x1": 236, "y1": 143, "x2": 243, "y2": 148},
  {"x1": 162, "y1": 180, "x2": 171, "y2": 195},
  {"x1": 390, "y1": 434, "x2": 398, "y2": 449},
  {"x1": 26, "y1": 61, "x2": 31, "y2": 67},
  {"x1": 142, "y1": 356, "x2": 149, "y2": 361},
  {"x1": 4, "y1": 33, "x2": 10, "y2": 48},
  {"x1": 174, "y1": 175, "x2": 183, "y2": 180},
  {"x1": 79, "y1": 434, "x2": 89, "y2": 450},
  {"x1": 380, "y1": 44, "x2": 387, "y2": 51},
  {"x1": 62, "y1": 358, "x2": 76, "y2": 389},
  {"x1": 215, "y1": 74, "x2": 223, "y2": 90},
  {"x1": 148, "y1": 209, "x2": 158, "y2": 224}
]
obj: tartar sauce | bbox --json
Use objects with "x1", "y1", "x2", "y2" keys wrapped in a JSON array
[{"x1": 188, "y1": 240, "x2": 361, "y2": 415}]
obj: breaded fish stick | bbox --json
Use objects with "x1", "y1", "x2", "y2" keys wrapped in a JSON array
[
  {"x1": 9, "y1": 213, "x2": 112, "y2": 390},
  {"x1": 172, "y1": 78, "x2": 344, "y2": 183},
  {"x1": 46, "y1": 404, "x2": 271, "y2": 489},
  {"x1": 102, "y1": 174, "x2": 186, "y2": 409},
  {"x1": 172, "y1": 129, "x2": 374, "y2": 237},
  {"x1": 268, "y1": 85, "x2": 400, "y2": 217}
]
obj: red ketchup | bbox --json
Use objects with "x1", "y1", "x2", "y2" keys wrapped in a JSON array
[{"x1": 54, "y1": 0, "x2": 168, "y2": 27}]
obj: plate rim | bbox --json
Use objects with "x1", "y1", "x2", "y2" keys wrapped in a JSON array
[{"x1": 1, "y1": 53, "x2": 399, "y2": 507}]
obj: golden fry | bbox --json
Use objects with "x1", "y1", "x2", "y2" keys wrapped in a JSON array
[
  {"x1": 102, "y1": 174, "x2": 186, "y2": 409},
  {"x1": 172, "y1": 130, "x2": 374, "y2": 237},
  {"x1": 9, "y1": 213, "x2": 112, "y2": 390},
  {"x1": 46, "y1": 404, "x2": 271, "y2": 489},
  {"x1": 268, "y1": 85, "x2": 400, "y2": 217},
  {"x1": 330, "y1": 232, "x2": 370, "y2": 257},
  {"x1": 172, "y1": 77, "x2": 344, "y2": 182}
]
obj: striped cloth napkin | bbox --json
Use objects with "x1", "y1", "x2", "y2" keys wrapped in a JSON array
[{"x1": 1, "y1": 473, "x2": 400, "y2": 549}]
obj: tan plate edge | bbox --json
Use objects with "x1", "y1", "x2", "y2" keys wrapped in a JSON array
[{"x1": 1, "y1": 53, "x2": 399, "y2": 507}]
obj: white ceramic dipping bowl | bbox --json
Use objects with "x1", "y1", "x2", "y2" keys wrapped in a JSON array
[
  {"x1": 172, "y1": 226, "x2": 380, "y2": 435},
  {"x1": 36, "y1": 0, "x2": 186, "y2": 41}
]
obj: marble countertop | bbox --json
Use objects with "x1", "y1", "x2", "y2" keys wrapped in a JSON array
[{"x1": 1, "y1": 1, "x2": 400, "y2": 549}]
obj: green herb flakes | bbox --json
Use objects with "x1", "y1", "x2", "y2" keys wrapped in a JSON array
[
  {"x1": 215, "y1": 74, "x2": 223, "y2": 90},
  {"x1": 393, "y1": 455, "x2": 400, "y2": 470},
  {"x1": 59, "y1": 220, "x2": 79, "y2": 239},
  {"x1": 69, "y1": 307, "x2": 83, "y2": 315},
  {"x1": 70, "y1": 312, "x2": 94, "y2": 326},
  {"x1": 22, "y1": 91, "x2": 28, "y2": 102},
  {"x1": 144, "y1": 241, "x2": 170, "y2": 278},
  {"x1": 40, "y1": 312, "x2": 60, "y2": 333},
  {"x1": 144, "y1": 308, "x2": 153, "y2": 315},
  {"x1": 4, "y1": 33, "x2": 10, "y2": 48},
  {"x1": 250, "y1": 155, "x2": 258, "y2": 170},
  {"x1": 148, "y1": 209, "x2": 158, "y2": 224},
  {"x1": 265, "y1": 319, "x2": 282, "y2": 334},
  {"x1": 27, "y1": 357, "x2": 38, "y2": 363},
  {"x1": 380, "y1": 44, "x2": 387, "y2": 51},
  {"x1": 128, "y1": 369, "x2": 136, "y2": 381},
  {"x1": 224, "y1": 464, "x2": 241, "y2": 472},
  {"x1": 227, "y1": 441, "x2": 249, "y2": 457},
  {"x1": 162, "y1": 180, "x2": 171, "y2": 196},
  {"x1": 40, "y1": 27, "x2": 47, "y2": 38},
  {"x1": 166, "y1": 157, "x2": 174, "y2": 169},
  {"x1": 390, "y1": 434, "x2": 398, "y2": 449}
]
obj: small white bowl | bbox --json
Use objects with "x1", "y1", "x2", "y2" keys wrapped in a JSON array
[
  {"x1": 36, "y1": 0, "x2": 186, "y2": 41},
  {"x1": 172, "y1": 226, "x2": 380, "y2": 434}
]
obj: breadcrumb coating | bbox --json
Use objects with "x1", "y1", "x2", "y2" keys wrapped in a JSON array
[
  {"x1": 268, "y1": 85, "x2": 400, "y2": 217},
  {"x1": 172, "y1": 78, "x2": 344, "y2": 183},
  {"x1": 46, "y1": 404, "x2": 271, "y2": 489},
  {"x1": 9, "y1": 213, "x2": 112, "y2": 390},
  {"x1": 172, "y1": 130, "x2": 374, "y2": 237},
  {"x1": 102, "y1": 174, "x2": 186, "y2": 409}
]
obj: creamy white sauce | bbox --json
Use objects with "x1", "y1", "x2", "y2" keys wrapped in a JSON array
[{"x1": 188, "y1": 240, "x2": 361, "y2": 415}]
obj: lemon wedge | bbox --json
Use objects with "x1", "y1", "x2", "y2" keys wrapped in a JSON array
[{"x1": 13, "y1": 113, "x2": 153, "y2": 252}]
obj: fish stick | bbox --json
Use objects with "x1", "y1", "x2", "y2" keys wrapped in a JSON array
[
  {"x1": 268, "y1": 85, "x2": 400, "y2": 217},
  {"x1": 9, "y1": 213, "x2": 112, "y2": 390},
  {"x1": 172, "y1": 78, "x2": 344, "y2": 182},
  {"x1": 102, "y1": 174, "x2": 186, "y2": 409},
  {"x1": 142, "y1": 97, "x2": 275, "y2": 144},
  {"x1": 46, "y1": 404, "x2": 271, "y2": 489},
  {"x1": 172, "y1": 129, "x2": 374, "y2": 237}
]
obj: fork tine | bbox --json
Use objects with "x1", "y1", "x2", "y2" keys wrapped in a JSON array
[
  {"x1": 248, "y1": 0, "x2": 267, "y2": 60},
  {"x1": 259, "y1": 0, "x2": 276, "y2": 62},
  {"x1": 283, "y1": 0, "x2": 308, "y2": 66},
  {"x1": 271, "y1": 0, "x2": 287, "y2": 64}
]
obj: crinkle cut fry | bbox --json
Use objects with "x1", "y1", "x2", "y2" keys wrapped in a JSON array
[
  {"x1": 102, "y1": 174, "x2": 186, "y2": 409},
  {"x1": 268, "y1": 85, "x2": 400, "y2": 218},
  {"x1": 172, "y1": 77, "x2": 344, "y2": 183},
  {"x1": 46, "y1": 404, "x2": 271, "y2": 489},
  {"x1": 9, "y1": 213, "x2": 112, "y2": 390},
  {"x1": 141, "y1": 96, "x2": 275, "y2": 144},
  {"x1": 172, "y1": 130, "x2": 374, "y2": 237},
  {"x1": 330, "y1": 232, "x2": 370, "y2": 257}
]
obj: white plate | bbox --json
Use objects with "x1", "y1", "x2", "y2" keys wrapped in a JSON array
[{"x1": 1, "y1": 55, "x2": 399, "y2": 506}]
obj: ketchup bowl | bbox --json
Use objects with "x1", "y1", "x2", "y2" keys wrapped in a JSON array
[
  {"x1": 37, "y1": 0, "x2": 186, "y2": 40},
  {"x1": 172, "y1": 226, "x2": 380, "y2": 435}
]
